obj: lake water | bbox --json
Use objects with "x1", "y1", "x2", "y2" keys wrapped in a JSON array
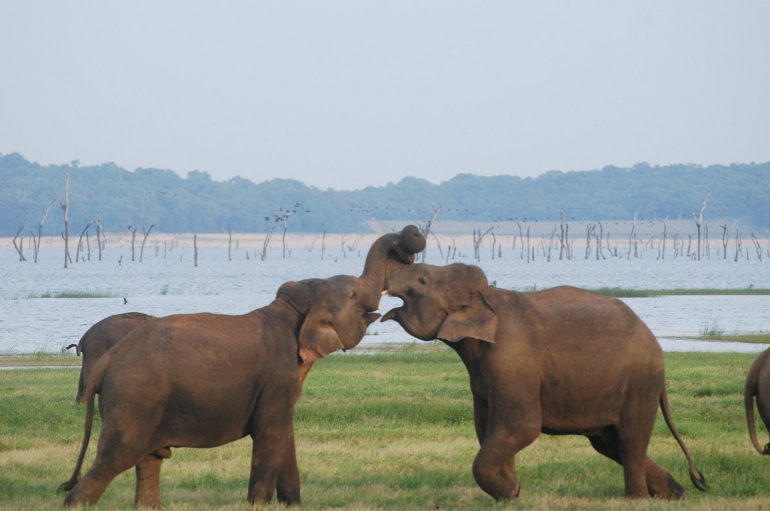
[{"x1": 1, "y1": 244, "x2": 768, "y2": 354}]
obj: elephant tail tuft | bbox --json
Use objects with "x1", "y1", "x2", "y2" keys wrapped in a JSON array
[{"x1": 689, "y1": 468, "x2": 709, "y2": 492}]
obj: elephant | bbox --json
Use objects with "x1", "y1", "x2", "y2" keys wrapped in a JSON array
[
  {"x1": 66, "y1": 312, "x2": 155, "y2": 403},
  {"x1": 382, "y1": 262, "x2": 708, "y2": 500},
  {"x1": 60, "y1": 226, "x2": 426, "y2": 507},
  {"x1": 745, "y1": 347, "x2": 770, "y2": 454}
]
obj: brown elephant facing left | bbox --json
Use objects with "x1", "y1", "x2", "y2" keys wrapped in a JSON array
[{"x1": 60, "y1": 226, "x2": 426, "y2": 507}]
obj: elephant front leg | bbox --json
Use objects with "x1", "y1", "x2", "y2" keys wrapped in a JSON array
[
  {"x1": 276, "y1": 427, "x2": 301, "y2": 505},
  {"x1": 472, "y1": 422, "x2": 539, "y2": 501},
  {"x1": 247, "y1": 400, "x2": 294, "y2": 504}
]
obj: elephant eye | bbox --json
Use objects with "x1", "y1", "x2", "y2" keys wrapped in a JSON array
[
  {"x1": 350, "y1": 291, "x2": 357, "y2": 300},
  {"x1": 418, "y1": 277, "x2": 427, "y2": 286}
]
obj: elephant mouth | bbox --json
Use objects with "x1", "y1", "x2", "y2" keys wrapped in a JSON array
[
  {"x1": 364, "y1": 311, "x2": 382, "y2": 325},
  {"x1": 381, "y1": 289, "x2": 407, "y2": 323}
]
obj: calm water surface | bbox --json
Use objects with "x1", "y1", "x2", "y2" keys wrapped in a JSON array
[{"x1": 1, "y1": 245, "x2": 768, "y2": 353}]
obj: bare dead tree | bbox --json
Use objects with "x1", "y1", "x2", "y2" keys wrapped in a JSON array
[
  {"x1": 96, "y1": 215, "x2": 104, "y2": 261},
  {"x1": 31, "y1": 195, "x2": 57, "y2": 263},
  {"x1": 418, "y1": 204, "x2": 445, "y2": 262},
  {"x1": 430, "y1": 232, "x2": 444, "y2": 260},
  {"x1": 12, "y1": 223, "x2": 26, "y2": 261},
  {"x1": 490, "y1": 231, "x2": 497, "y2": 260},
  {"x1": 85, "y1": 229, "x2": 91, "y2": 260},
  {"x1": 690, "y1": 190, "x2": 710, "y2": 261},
  {"x1": 517, "y1": 223, "x2": 525, "y2": 259},
  {"x1": 585, "y1": 224, "x2": 595, "y2": 259},
  {"x1": 126, "y1": 217, "x2": 137, "y2": 262},
  {"x1": 274, "y1": 211, "x2": 293, "y2": 259},
  {"x1": 58, "y1": 174, "x2": 71, "y2": 268},
  {"x1": 193, "y1": 234, "x2": 198, "y2": 267},
  {"x1": 228, "y1": 227, "x2": 232, "y2": 262},
  {"x1": 347, "y1": 234, "x2": 364, "y2": 253},
  {"x1": 260, "y1": 227, "x2": 275, "y2": 261},
  {"x1": 473, "y1": 226, "x2": 495, "y2": 261},
  {"x1": 751, "y1": 233, "x2": 763, "y2": 261},
  {"x1": 75, "y1": 221, "x2": 94, "y2": 262},
  {"x1": 139, "y1": 224, "x2": 155, "y2": 262},
  {"x1": 321, "y1": 229, "x2": 326, "y2": 260},
  {"x1": 594, "y1": 228, "x2": 604, "y2": 260},
  {"x1": 526, "y1": 226, "x2": 531, "y2": 264},
  {"x1": 558, "y1": 211, "x2": 568, "y2": 260},
  {"x1": 627, "y1": 212, "x2": 637, "y2": 260}
]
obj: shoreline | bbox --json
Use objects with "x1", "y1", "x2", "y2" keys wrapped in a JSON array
[{"x1": 6, "y1": 231, "x2": 767, "y2": 252}]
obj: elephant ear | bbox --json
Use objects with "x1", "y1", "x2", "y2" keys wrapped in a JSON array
[
  {"x1": 437, "y1": 291, "x2": 497, "y2": 344},
  {"x1": 297, "y1": 308, "x2": 345, "y2": 364}
]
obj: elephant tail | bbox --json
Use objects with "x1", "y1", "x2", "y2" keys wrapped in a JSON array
[
  {"x1": 58, "y1": 355, "x2": 108, "y2": 492},
  {"x1": 744, "y1": 358, "x2": 770, "y2": 455},
  {"x1": 65, "y1": 343, "x2": 81, "y2": 356},
  {"x1": 659, "y1": 385, "x2": 709, "y2": 492}
]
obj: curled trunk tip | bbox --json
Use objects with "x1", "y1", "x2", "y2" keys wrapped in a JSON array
[{"x1": 396, "y1": 225, "x2": 426, "y2": 255}]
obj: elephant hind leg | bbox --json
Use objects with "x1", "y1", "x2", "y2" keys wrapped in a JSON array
[
  {"x1": 64, "y1": 452, "x2": 142, "y2": 507},
  {"x1": 588, "y1": 434, "x2": 685, "y2": 500},
  {"x1": 135, "y1": 450, "x2": 171, "y2": 508}
]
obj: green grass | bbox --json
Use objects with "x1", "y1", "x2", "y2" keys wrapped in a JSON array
[
  {"x1": 1, "y1": 346, "x2": 769, "y2": 510},
  {"x1": 586, "y1": 287, "x2": 770, "y2": 298}
]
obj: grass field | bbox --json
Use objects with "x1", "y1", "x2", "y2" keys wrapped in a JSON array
[{"x1": 1, "y1": 345, "x2": 769, "y2": 510}]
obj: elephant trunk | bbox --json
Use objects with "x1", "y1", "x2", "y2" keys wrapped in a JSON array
[{"x1": 360, "y1": 225, "x2": 425, "y2": 297}]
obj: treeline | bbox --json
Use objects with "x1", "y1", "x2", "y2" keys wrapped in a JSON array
[{"x1": 1, "y1": 152, "x2": 768, "y2": 237}]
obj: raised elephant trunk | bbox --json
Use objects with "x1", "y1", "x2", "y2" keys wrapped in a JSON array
[{"x1": 360, "y1": 225, "x2": 426, "y2": 299}]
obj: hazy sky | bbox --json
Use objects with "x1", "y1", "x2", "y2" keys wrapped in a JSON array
[{"x1": 2, "y1": 2, "x2": 769, "y2": 190}]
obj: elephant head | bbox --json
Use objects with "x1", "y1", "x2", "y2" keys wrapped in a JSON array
[
  {"x1": 276, "y1": 276, "x2": 383, "y2": 363},
  {"x1": 382, "y1": 263, "x2": 497, "y2": 344},
  {"x1": 276, "y1": 225, "x2": 426, "y2": 363}
]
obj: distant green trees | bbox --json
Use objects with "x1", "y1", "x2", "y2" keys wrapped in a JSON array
[{"x1": 1, "y1": 152, "x2": 768, "y2": 237}]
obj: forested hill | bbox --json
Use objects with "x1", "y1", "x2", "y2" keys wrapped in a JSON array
[{"x1": 1, "y1": 152, "x2": 768, "y2": 237}]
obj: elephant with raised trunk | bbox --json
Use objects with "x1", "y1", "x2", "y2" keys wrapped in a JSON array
[
  {"x1": 382, "y1": 262, "x2": 708, "y2": 501},
  {"x1": 66, "y1": 312, "x2": 155, "y2": 403},
  {"x1": 61, "y1": 226, "x2": 425, "y2": 508},
  {"x1": 745, "y1": 347, "x2": 770, "y2": 454}
]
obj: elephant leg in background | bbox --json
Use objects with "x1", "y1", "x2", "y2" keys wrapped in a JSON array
[
  {"x1": 276, "y1": 426, "x2": 301, "y2": 505},
  {"x1": 587, "y1": 435, "x2": 686, "y2": 499}
]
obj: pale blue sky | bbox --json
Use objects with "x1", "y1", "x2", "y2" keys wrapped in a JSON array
[{"x1": 2, "y1": 1, "x2": 769, "y2": 190}]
